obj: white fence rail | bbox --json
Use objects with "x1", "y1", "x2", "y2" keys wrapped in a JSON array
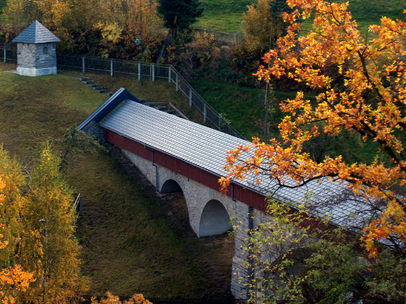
[{"x1": 0, "y1": 47, "x2": 244, "y2": 138}]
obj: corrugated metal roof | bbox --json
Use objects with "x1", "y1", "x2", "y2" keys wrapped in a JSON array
[
  {"x1": 12, "y1": 20, "x2": 60, "y2": 44},
  {"x1": 99, "y1": 99, "x2": 374, "y2": 229}
]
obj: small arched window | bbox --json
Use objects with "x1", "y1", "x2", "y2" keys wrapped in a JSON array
[{"x1": 43, "y1": 46, "x2": 48, "y2": 55}]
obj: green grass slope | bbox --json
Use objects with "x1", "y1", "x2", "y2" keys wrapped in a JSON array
[
  {"x1": 0, "y1": 66, "x2": 105, "y2": 162},
  {"x1": 0, "y1": 66, "x2": 234, "y2": 298},
  {"x1": 195, "y1": 0, "x2": 255, "y2": 32},
  {"x1": 194, "y1": 0, "x2": 405, "y2": 33},
  {"x1": 190, "y1": 80, "x2": 290, "y2": 140}
]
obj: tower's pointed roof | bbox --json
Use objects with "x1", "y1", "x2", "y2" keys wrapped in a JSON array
[{"x1": 12, "y1": 20, "x2": 60, "y2": 44}]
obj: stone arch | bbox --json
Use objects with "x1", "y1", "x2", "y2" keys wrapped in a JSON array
[
  {"x1": 160, "y1": 179, "x2": 182, "y2": 193},
  {"x1": 199, "y1": 199, "x2": 232, "y2": 237}
]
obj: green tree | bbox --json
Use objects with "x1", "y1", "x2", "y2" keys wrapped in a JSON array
[
  {"x1": 240, "y1": 200, "x2": 406, "y2": 303},
  {"x1": 157, "y1": 0, "x2": 203, "y2": 36}
]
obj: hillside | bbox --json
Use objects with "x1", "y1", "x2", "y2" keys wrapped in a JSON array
[
  {"x1": 194, "y1": 0, "x2": 255, "y2": 32},
  {"x1": 195, "y1": 0, "x2": 405, "y2": 33},
  {"x1": 0, "y1": 65, "x2": 234, "y2": 299}
]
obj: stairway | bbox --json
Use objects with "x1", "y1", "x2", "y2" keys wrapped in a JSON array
[
  {"x1": 80, "y1": 77, "x2": 109, "y2": 94},
  {"x1": 79, "y1": 77, "x2": 188, "y2": 120}
]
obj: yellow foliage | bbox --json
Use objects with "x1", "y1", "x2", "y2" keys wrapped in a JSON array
[
  {"x1": 0, "y1": 265, "x2": 35, "y2": 304},
  {"x1": 243, "y1": 0, "x2": 287, "y2": 50},
  {"x1": 91, "y1": 292, "x2": 153, "y2": 304},
  {"x1": 3, "y1": 0, "x2": 164, "y2": 56},
  {"x1": 0, "y1": 145, "x2": 88, "y2": 303}
]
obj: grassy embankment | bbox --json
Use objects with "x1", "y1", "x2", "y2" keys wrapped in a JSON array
[
  {"x1": 196, "y1": 0, "x2": 406, "y2": 34},
  {"x1": 194, "y1": 0, "x2": 255, "y2": 32},
  {"x1": 0, "y1": 65, "x2": 234, "y2": 298}
]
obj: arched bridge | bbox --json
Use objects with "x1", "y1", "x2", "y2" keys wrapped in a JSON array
[{"x1": 79, "y1": 88, "x2": 371, "y2": 299}]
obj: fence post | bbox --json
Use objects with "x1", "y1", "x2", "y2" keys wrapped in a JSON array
[
  {"x1": 189, "y1": 90, "x2": 193, "y2": 107},
  {"x1": 176, "y1": 73, "x2": 179, "y2": 91},
  {"x1": 110, "y1": 59, "x2": 114, "y2": 77},
  {"x1": 138, "y1": 63, "x2": 141, "y2": 81},
  {"x1": 255, "y1": 278, "x2": 263, "y2": 304},
  {"x1": 79, "y1": 196, "x2": 83, "y2": 216},
  {"x1": 203, "y1": 104, "x2": 207, "y2": 123},
  {"x1": 151, "y1": 64, "x2": 155, "y2": 81},
  {"x1": 82, "y1": 56, "x2": 85, "y2": 73},
  {"x1": 4, "y1": 47, "x2": 6, "y2": 64},
  {"x1": 168, "y1": 66, "x2": 171, "y2": 83},
  {"x1": 234, "y1": 33, "x2": 237, "y2": 46}
]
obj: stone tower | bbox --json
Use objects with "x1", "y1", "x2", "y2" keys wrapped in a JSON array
[{"x1": 12, "y1": 20, "x2": 61, "y2": 77}]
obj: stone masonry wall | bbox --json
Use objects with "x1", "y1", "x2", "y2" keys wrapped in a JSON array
[
  {"x1": 17, "y1": 42, "x2": 57, "y2": 69},
  {"x1": 121, "y1": 148, "x2": 270, "y2": 300}
]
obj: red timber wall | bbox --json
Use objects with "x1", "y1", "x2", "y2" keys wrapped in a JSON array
[{"x1": 106, "y1": 130, "x2": 267, "y2": 213}]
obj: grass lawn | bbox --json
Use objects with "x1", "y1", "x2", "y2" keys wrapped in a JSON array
[
  {"x1": 190, "y1": 80, "x2": 295, "y2": 140},
  {"x1": 194, "y1": 0, "x2": 405, "y2": 34},
  {"x1": 190, "y1": 79, "x2": 384, "y2": 165},
  {"x1": 0, "y1": 65, "x2": 234, "y2": 298},
  {"x1": 0, "y1": 66, "x2": 105, "y2": 162},
  {"x1": 71, "y1": 71, "x2": 207, "y2": 127},
  {"x1": 194, "y1": 0, "x2": 255, "y2": 32}
]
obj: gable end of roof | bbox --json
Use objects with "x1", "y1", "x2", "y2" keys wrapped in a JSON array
[{"x1": 78, "y1": 87, "x2": 142, "y2": 132}]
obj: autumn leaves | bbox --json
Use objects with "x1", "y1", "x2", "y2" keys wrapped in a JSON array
[
  {"x1": 0, "y1": 146, "x2": 87, "y2": 303},
  {"x1": 222, "y1": 0, "x2": 406, "y2": 257}
]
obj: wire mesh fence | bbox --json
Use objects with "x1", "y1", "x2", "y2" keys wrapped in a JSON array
[
  {"x1": 0, "y1": 47, "x2": 244, "y2": 139},
  {"x1": 0, "y1": 46, "x2": 17, "y2": 63},
  {"x1": 57, "y1": 53, "x2": 82, "y2": 72},
  {"x1": 192, "y1": 28, "x2": 241, "y2": 46}
]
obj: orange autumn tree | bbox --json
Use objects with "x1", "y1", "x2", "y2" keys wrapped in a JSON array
[
  {"x1": 221, "y1": 0, "x2": 406, "y2": 257},
  {"x1": 91, "y1": 292, "x2": 153, "y2": 304},
  {"x1": 0, "y1": 148, "x2": 35, "y2": 304},
  {"x1": 0, "y1": 145, "x2": 87, "y2": 303}
]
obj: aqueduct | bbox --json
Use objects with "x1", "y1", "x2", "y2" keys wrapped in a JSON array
[{"x1": 79, "y1": 88, "x2": 371, "y2": 299}]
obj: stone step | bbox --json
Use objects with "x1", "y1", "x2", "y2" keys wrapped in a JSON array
[{"x1": 79, "y1": 76, "x2": 110, "y2": 95}]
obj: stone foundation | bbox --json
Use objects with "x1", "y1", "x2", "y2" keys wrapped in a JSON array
[{"x1": 17, "y1": 66, "x2": 57, "y2": 77}]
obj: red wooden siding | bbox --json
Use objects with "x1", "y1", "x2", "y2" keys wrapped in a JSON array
[
  {"x1": 105, "y1": 130, "x2": 267, "y2": 213},
  {"x1": 106, "y1": 130, "x2": 152, "y2": 161},
  {"x1": 233, "y1": 184, "x2": 267, "y2": 212}
]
